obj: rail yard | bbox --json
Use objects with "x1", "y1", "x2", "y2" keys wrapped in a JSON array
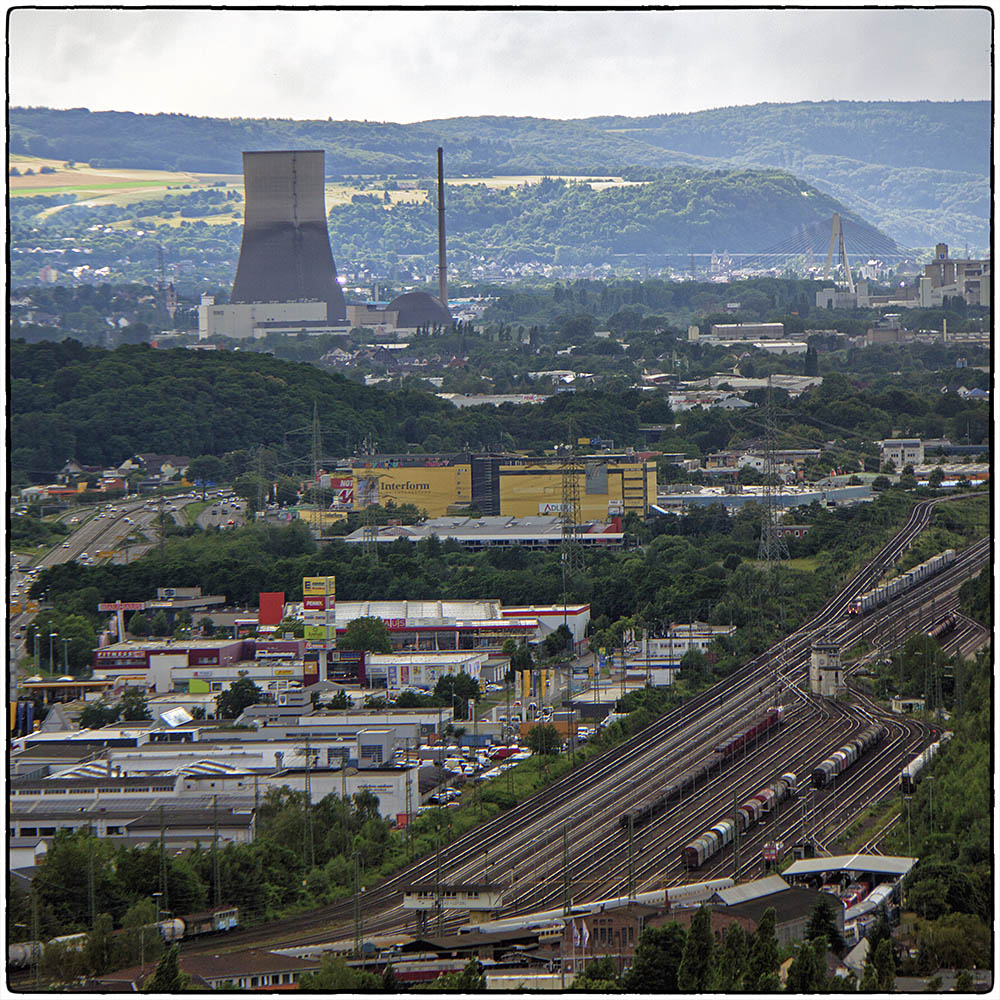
[{"x1": 176, "y1": 495, "x2": 989, "y2": 957}]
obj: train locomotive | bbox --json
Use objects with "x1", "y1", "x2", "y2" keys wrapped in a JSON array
[
  {"x1": 682, "y1": 772, "x2": 798, "y2": 868},
  {"x1": 619, "y1": 707, "x2": 784, "y2": 832},
  {"x1": 847, "y1": 549, "x2": 956, "y2": 615},
  {"x1": 900, "y1": 732, "x2": 952, "y2": 794},
  {"x1": 810, "y1": 724, "x2": 887, "y2": 788}
]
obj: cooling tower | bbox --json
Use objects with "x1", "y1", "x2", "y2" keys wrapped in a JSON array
[{"x1": 231, "y1": 150, "x2": 347, "y2": 321}]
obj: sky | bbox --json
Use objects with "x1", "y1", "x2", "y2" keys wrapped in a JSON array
[{"x1": 7, "y1": 7, "x2": 992, "y2": 122}]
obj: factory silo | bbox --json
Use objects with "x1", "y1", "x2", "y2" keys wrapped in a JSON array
[{"x1": 231, "y1": 150, "x2": 347, "y2": 321}]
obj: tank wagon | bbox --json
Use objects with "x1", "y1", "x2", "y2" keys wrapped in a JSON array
[
  {"x1": 900, "y1": 732, "x2": 952, "y2": 794},
  {"x1": 810, "y1": 724, "x2": 887, "y2": 788},
  {"x1": 682, "y1": 772, "x2": 798, "y2": 868},
  {"x1": 847, "y1": 550, "x2": 956, "y2": 615},
  {"x1": 619, "y1": 707, "x2": 785, "y2": 832},
  {"x1": 926, "y1": 614, "x2": 958, "y2": 641}
]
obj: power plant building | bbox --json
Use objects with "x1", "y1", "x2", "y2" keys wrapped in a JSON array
[{"x1": 199, "y1": 150, "x2": 350, "y2": 340}]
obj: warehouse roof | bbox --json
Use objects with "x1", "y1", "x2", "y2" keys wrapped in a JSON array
[
  {"x1": 782, "y1": 854, "x2": 917, "y2": 879},
  {"x1": 716, "y1": 886, "x2": 837, "y2": 928},
  {"x1": 713, "y1": 875, "x2": 790, "y2": 906}
]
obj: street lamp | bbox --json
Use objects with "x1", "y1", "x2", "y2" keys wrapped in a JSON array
[
  {"x1": 49, "y1": 632, "x2": 58, "y2": 673},
  {"x1": 63, "y1": 638, "x2": 70, "y2": 673}
]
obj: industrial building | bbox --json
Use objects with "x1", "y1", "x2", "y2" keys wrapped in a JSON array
[
  {"x1": 706, "y1": 322, "x2": 786, "y2": 341},
  {"x1": 653, "y1": 483, "x2": 872, "y2": 514},
  {"x1": 918, "y1": 243, "x2": 990, "y2": 307},
  {"x1": 199, "y1": 147, "x2": 455, "y2": 340},
  {"x1": 199, "y1": 150, "x2": 350, "y2": 340},
  {"x1": 340, "y1": 514, "x2": 625, "y2": 550}
]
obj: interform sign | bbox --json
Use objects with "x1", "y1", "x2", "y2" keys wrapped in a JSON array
[{"x1": 98, "y1": 602, "x2": 146, "y2": 611}]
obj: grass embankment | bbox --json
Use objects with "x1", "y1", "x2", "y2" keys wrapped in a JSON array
[{"x1": 183, "y1": 501, "x2": 211, "y2": 525}]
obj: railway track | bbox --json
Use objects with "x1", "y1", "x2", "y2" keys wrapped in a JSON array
[{"x1": 180, "y1": 495, "x2": 987, "y2": 953}]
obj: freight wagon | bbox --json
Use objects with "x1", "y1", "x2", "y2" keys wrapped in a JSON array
[
  {"x1": 810, "y1": 724, "x2": 887, "y2": 787},
  {"x1": 619, "y1": 707, "x2": 785, "y2": 832},
  {"x1": 847, "y1": 550, "x2": 956, "y2": 615},
  {"x1": 8, "y1": 908, "x2": 238, "y2": 969},
  {"x1": 682, "y1": 772, "x2": 797, "y2": 868},
  {"x1": 900, "y1": 732, "x2": 952, "y2": 794}
]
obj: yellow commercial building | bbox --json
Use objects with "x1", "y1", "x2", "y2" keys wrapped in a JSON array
[
  {"x1": 347, "y1": 465, "x2": 472, "y2": 518},
  {"x1": 332, "y1": 457, "x2": 655, "y2": 519},
  {"x1": 498, "y1": 460, "x2": 655, "y2": 519}
]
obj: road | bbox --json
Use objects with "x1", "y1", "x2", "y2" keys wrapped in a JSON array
[{"x1": 8, "y1": 493, "x2": 205, "y2": 697}]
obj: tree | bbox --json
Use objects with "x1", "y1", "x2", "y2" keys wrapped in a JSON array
[
  {"x1": 714, "y1": 923, "x2": 748, "y2": 990},
  {"x1": 128, "y1": 611, "x2": 151, "y2": 637},
  {"x1": 115, "y1": 898, "x2": 164, "y2": 970},
  {"x1": 954, "y1": 969, "x2": 974, "y2": 992},
  {"x1": 278, "y1": 615, "x2": 304, "y2": 638},
  {"x1": 677, "y1": 904, "x2": 714, "y2": 991},
  {"x1": 624, "y1": 922, "x2": 687, "y2": 992},
  {"x1": 84, "y1": 912, "x2": 115, "y2": 975},
  {"x1": 338, "y1": 616, "x2": 392, "y2": 653},
  {"x1": 186, "y1": 454, "x2": 226, "y2": 498},
  {"x1": 806, "y1": 894, "x2": 845, "y2": 954},
  {"x1": 804, "y1": 343, "x2": 819, "y2": 376},
  {"x1": 574, "y1": 955, "x2": 621, "y2": 987},
  {"x1": 148, "y1": 609, "x2": 170, "y2": 636},
  {"x1": 215, "y1": 676, "x2": 262, "y2": 719},
  {"x1": 928, "y1": 466, "x2": 945, "y2": 489},
  {"x1": 142, "y1": 943, "x2": 191, "y2": 992},
  {"x1": 871, "y1": 937, "x2": 895, "y2": 991},
  {"x1": 680, "y1": 647, "x2": 709, "y2": 682},
  {"x1": 786, "y1": 934, "x2": 826, "y2": 992},
  {"x1": 745, "y1": 906, "x2": 780, "y2": 992},
  {"x1": 79, "y1": 700, "x2": 120, "y2": 729},
  {"x1": 119, "y1": 687, "x2": 152, "y2": 722},
  {"x1": 525, "y1": 723, "x2": 561, "y2": 755},
  {"x1": 299, "y1": 954, "x2": 382, "y2": 990},
  {"x1": 872, "y1": 475, "x2": 892, "y2": 492},
  {"x1": 327, "y1": 689, "x2": 350, "y2": 709},
  {"x1": 510, "y1": 643, "x2": 534, "y2": 670},
  {"x1": 433, "y1": 671, "x2": 481, "y2": 719},
  {"x1": 198, "y1": 616, "x2": 214, "y2": 636}
]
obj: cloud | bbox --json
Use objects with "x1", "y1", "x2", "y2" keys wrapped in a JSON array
[{"x1": 8, "y1": 8, "x2": 991, "y2": 121}]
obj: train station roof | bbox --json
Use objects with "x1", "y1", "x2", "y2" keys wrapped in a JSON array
[{"x1": 783, "y1": 854, "x2": 917, "y2": 879}]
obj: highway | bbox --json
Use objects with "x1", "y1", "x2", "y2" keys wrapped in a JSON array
[
  {"x1": 178, "y1": 493, "x2": 988, "y2": 954},
  {"x1": 8, "y1": 493, "x2": 205, "y2": 697}
]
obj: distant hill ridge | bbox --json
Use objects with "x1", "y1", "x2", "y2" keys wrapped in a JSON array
[{"x1": 9, "y1": 101, "x2": 989, "y2": 246}]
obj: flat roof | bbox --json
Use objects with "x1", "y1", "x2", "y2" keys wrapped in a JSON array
[
  {"x1": 783, "y1": 854, "x2": 917, "y2": 879},
  {"x1": 367, "y1": 652, "x2": 483, "y2": 663},
  {"x1": 97, "y1": 638, "x2": 243, "y2": 652}
]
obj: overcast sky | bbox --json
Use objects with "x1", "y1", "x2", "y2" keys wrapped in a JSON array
[{"x1": 8, "y1": 7, "x2": 992, "y2": 122}]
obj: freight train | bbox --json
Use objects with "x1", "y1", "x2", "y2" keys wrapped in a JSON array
[
  {"x1": 618, "y1": 707, "x2": 785, "y2": 832},
  {"x1": 8, "y1": 907, "x2": 238, "y2": 968},
  {"x1": 900, "y1": 732, "x2": 952, "y2": 794},
  {"x1": 810, "y1": 724, "x2": 887, "y2": 788},
  {"x1": 847, "y1": 550, "x2": 956, "y2": 615},
  {"x1": 682, "y1": 772, "x2": 798, "y2": 868},
  {"x1": 926, "y1": 613, "x2": 958, "y2": 641}
]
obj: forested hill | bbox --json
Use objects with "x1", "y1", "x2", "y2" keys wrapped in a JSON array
[
  {"x1": 328, "y1": 170, "x2": 886, "y2": 263},
  {"x1": 9, "y1": 101, "x2": 989, "y2": 246},
  {"x1": 9, "y1": 340, "x2": 661, "y2": 477}
]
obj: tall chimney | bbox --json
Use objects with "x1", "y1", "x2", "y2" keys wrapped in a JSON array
[{"x1": 437, "y1": 147, "x2": 448, "y2": 308}]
